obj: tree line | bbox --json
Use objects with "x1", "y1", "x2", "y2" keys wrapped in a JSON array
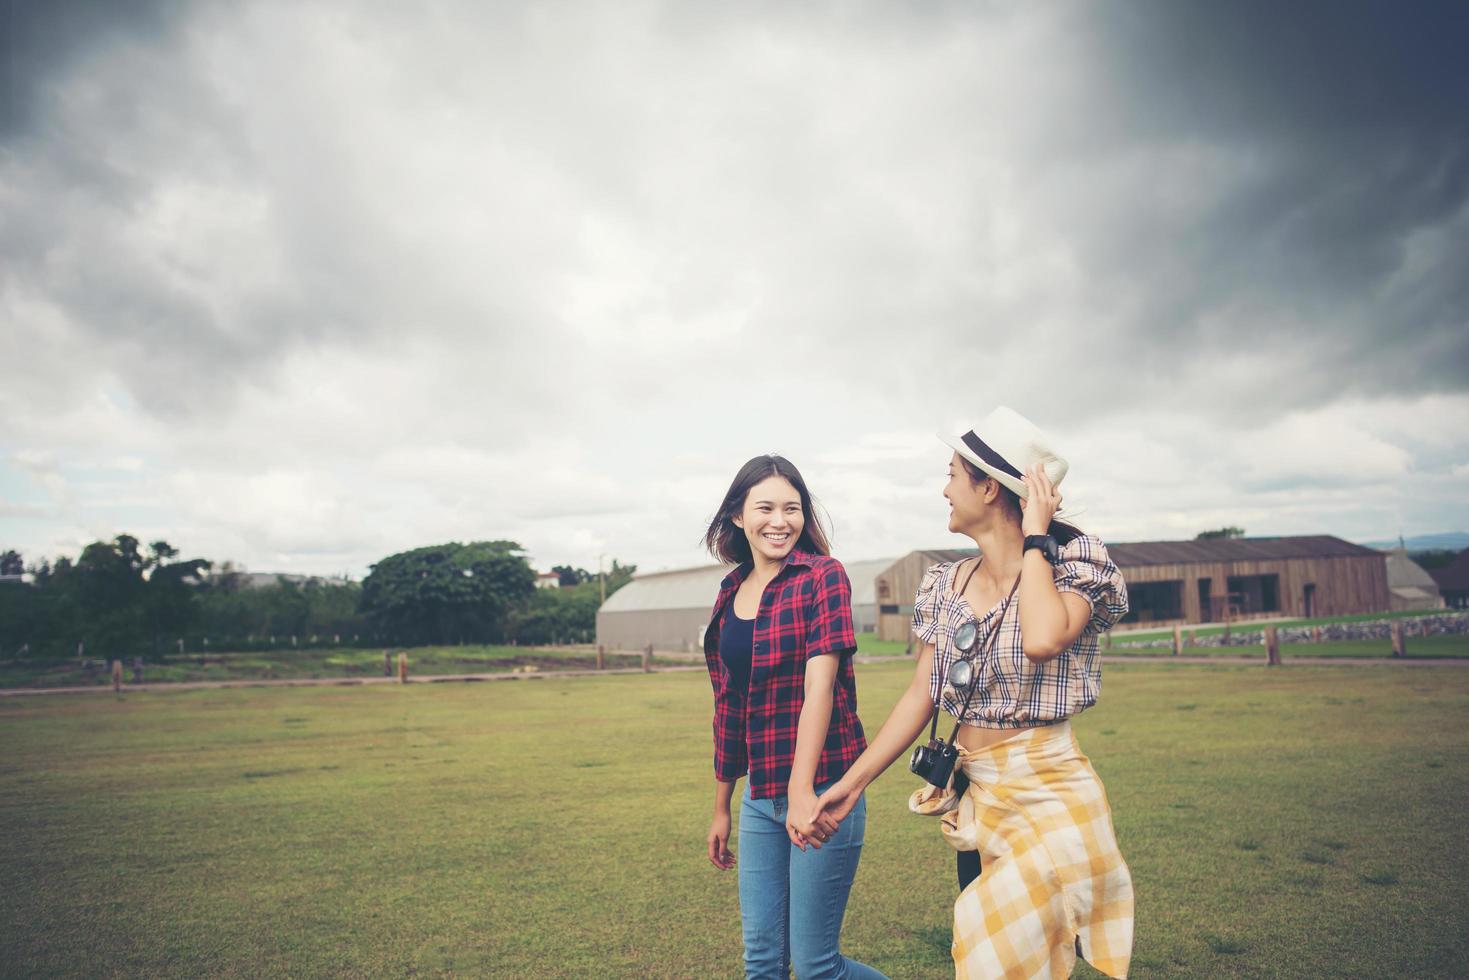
[{"x1": 0, "y1": 536, "x2": 635, "y2": 660}]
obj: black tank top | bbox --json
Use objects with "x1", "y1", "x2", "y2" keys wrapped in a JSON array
[{"x1": 719, "y1": 609, "x2": 754, "y2": 694}]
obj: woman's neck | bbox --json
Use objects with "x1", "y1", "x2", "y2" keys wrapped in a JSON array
[
  {"x1": 749, "y1": 552, "x2": 784, "y2": 584},
  {"x1": 967, "y1": 519, "x2": 1024, "y2": 587}
]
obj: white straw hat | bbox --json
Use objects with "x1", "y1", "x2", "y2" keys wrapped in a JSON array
[{"x1": 938, "y1": 406, "x2": 1068, "y2": 501}]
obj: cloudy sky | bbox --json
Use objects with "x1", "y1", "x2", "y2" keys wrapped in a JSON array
[{"x1": 3, "y1": 0, "x2": 1467, "y2": 579}]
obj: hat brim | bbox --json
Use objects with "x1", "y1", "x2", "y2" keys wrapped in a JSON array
[{"x1": 937, "y1": 433, "x2": 1030, "y2": 500}]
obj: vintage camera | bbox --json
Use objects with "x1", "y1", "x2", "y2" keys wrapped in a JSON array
[
  {"x1": 909, "y1": 631, "x2": 982, "y2": 789},
  {"x1": 910, "y1": 737, "x2": 960, "y2": 789}
]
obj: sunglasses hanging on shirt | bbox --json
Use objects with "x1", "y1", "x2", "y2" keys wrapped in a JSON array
[{"x1": 910, "y1": 563, "x2": 1021, "y2": 789}]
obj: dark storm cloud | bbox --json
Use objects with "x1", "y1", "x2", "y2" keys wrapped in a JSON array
[
  {"x1": 1050, "y1": 0, "x2": 1469, "y2": 405},
  {"x1": 1, "y1": 0, "x2": 187, "y2": 138}
]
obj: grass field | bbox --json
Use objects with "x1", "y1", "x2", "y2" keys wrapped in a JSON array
[
  {"x1": 1104, "y1": 634, "x2": 1469, "y2": 659},
  {"x1": 0, "y1": 645, "x2": 651, "y2": 689},
  {"x1": 2, "y1": 662, "x2": 1467, "y2": 978},
  {"x1": 0, "y1": 635, "x2": 914, "y2": 691},
  {"x1": 1115, "y1": 608, "x2": 1454, "y2": 643}
]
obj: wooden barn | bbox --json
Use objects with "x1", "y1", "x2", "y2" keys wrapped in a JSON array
[{"x1": 874, "y1": 535, "x2": 1390, "y2": 640}]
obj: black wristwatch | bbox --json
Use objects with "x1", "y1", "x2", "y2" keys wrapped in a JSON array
[{"x1": 1023, "y1": 534, "x2": 1060, "y2": 565}]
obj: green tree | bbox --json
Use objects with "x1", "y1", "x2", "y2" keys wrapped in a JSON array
[
  {"x1": 360, "y1": 541, "x2": 535, "y2": 644},
  {"x1": 604, "y1": 559, "x2": 636, "y2": 597},
  {"x1": 1196, "y1": 527, "x2": 1246, "y2": 540},
  {"x1": 552, "y1": 564, "x2": 591, "y2": 587},
  {"x1": 143, "y1": 540, "x2": 210, "y2": 654}
]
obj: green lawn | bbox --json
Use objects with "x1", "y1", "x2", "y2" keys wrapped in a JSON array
[
  {"x1": 0, "y1": 644, "x2": 646, "y2": 689},
  {"x1": 1117, "y1": 607, "x2": 1454, "y2": 643},
  {"x1": 2, "y1": 662, "x2": 1466, "y2": 977},
  {"x1": 1105, "y1": 634, "x2": 1468, "y2": 659},
  {"x1": 856, "y1": 631, "x2": 911, "y2": 657}
]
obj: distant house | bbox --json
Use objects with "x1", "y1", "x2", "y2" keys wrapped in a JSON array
[
  {"x1": 1383, "y1": 548, "x2": 1444, "y2": 611},
  {"x1": 536, "y1": 571, "x2": 562, "y2": 590},
  {"x1": 873, "y1": 535, "x2": 1390, "y2": 640},
  {"x1": 1429, "y1": 548, "x2": 1469, "y2": 609}
]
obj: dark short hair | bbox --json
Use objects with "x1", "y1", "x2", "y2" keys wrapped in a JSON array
[
  {"x1": 704, "y1": 455, "x2": 832, "y2": 565},
  {"x1": 956, "y1": 456, "x2": 1082, "y2": 545}
]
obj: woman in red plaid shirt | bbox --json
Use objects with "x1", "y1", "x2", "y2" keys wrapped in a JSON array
[{"x1": 702, "y1": 454, "x2": 888, "y2": 980}]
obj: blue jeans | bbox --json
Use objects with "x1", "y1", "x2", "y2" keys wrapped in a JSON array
[{"x1": 738, "y1": 781, "x2": 888, "y2": 980}]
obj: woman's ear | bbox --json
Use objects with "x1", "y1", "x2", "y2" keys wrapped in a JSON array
[{"x1": 732, "y1": 514, "x2": 744, "y2": 530}]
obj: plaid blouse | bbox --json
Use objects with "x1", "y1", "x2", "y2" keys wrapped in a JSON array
[
  {"x1": 914, "y1": 534, "x2": 1129, "y2": 729},
  {"x1": 703, "y1": 551, "x2": 867, "y2": 799}
]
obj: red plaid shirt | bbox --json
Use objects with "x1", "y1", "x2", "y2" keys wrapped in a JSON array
[{"x1": 703, "y1": 551, "x2": 867, "y2": 800}]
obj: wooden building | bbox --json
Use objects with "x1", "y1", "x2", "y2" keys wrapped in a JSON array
[
  {"x1": 874, "y1": 535, "x2": 1390, "y2": 640},
  {"x1": 1429, "y1": 548, "x2": 1469, "y2": 609}
]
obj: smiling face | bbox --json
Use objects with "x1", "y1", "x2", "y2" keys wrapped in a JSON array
[
  {"x1": 944, "y1": 451, "x2": 992, "y2": 533},
  {"x1": 733, "y1": 475, "x2": 805, "y2": 566}
]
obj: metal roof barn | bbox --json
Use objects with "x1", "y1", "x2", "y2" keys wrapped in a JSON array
[{"x1": 595, "y1": 556, "x2": 898, "y2": 653}]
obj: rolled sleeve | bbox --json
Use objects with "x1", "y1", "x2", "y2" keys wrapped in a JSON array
[
  {"x1": 911, "y1": 563, "x2": 945, "y2": 643},
  {"x1": 1054, "y1": 536, "x2": 1130, "y2": 635},
  {"x1": 805, "y1": 561, "x2": 857, "y2": 658}
]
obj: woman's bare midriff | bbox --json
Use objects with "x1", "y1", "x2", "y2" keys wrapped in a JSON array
[{"x1": 955, "y1": 722, "x2": 1046, "y2": 751}]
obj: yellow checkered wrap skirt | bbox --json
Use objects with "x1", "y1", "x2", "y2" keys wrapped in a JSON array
[{"x1": 936, "y1": 721, "x2": 1133, "y2": 979}]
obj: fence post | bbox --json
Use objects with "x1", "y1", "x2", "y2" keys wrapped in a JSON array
[
  {"x1": 596, "y1": 644, "x2": 605, "y2": 670},
  {"x1": 642, "y1": 643, "x2": 652, "y2": 673},
  {"x1": 1171, "y1": 625, "x2": 1182, "y2": 657},
  {"x1": 111, "y1": 659, "x2": 123, "y2": 692},
  {"x1": 1265, "y1": 626, "x2": 1281, "y2": 666},
  {"x1": 1390, "y1": 621, "x2": 1405, "y2": 658},
  {"x1": 398, "y1": 652, "x2": 409, "y2": 683},
  {"x1": 131, "y1": 658, "x2": 143, "y2": 684},
  {"x1": 1312, "y1": 626, "x2": 1322, "y2": 644},
  {"x1": 384, "y1": 650, "x2": 392, "y2": 676}
]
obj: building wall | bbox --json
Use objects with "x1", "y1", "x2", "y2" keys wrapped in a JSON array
[
  {"x1": 1124, "y1": 554, "x2": 1389, "y2": 623},
  {"x1": 596, "y1": 608, "x2": 712, "y2": 653},
  {"x1": 875, "y1": 549, "x2": 1391, "y2": 639},
  {"x1": 875, "y1": 552, "x2": 969, "y2": 642},
  {"x1": 599, "y1": 603, "x2": 881, "y2": 650}
]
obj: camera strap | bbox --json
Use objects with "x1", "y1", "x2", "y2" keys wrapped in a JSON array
[
  {"x1": 924, "y1": 557, "x2": 1021, "y2": 743},
  {"x1": 925, "y1": 557, "x2": 984, "y2": 741},
  {"x1": 947, "y1": 572, "x2": 1021, "y2": 744}
]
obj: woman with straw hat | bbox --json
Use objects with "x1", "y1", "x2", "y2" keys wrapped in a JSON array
[{"x1": 810, "y1": 408, "x2": 1134, "y2": 979}]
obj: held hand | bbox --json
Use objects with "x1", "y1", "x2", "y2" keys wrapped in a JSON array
[
  {"x1": 1021, "y1": 463, "x2": 1062, "y2": 537},
  {"x1": 786, "y1": 786, "x2": 839, "y2": 850},
  {"x1": 707, "y1": 811, "x2": 735, "y2": 870},
  {"x1": 810, "y1": 778, "x2": 861, "y2": 829}
]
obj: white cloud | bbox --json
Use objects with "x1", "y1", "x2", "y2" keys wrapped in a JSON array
[{"x1": 2, "y1": 2, "x2": 1466, "y2": 575}]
